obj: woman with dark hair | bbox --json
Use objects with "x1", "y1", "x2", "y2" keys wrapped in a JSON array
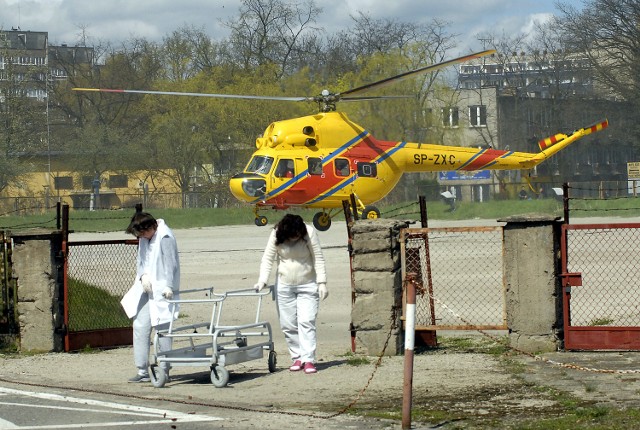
[
  {"x1": 255, "y1": 214, "x2": 327, "y2": 374},
  {"x1": 121, "y1": 211, "x2": 180, "y2": 383}
]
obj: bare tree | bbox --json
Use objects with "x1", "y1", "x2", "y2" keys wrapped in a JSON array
[
  {"x1": 225, "y1": 0, "x2": 322, "y2": 79},
  {"x1": 556, "y1": 0, "x2": 640, "y2": 106}
]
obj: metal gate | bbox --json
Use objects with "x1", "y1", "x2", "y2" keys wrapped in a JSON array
[
  {"x1": 64, "y1": 239, "x2": 138, "y2": 351},
  {"x1": 0, "y1": 231, "x2": 17, "y2": 346},
  {"x1": 561, "y1": 222, "x2": 640, "y2": 350},
  {"x1": 401, "y1": 226, "x2": 507, "y2": 334}
]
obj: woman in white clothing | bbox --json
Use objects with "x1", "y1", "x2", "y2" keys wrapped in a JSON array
[
  {"x1": 255, "y1": 214, "x2": 328, "y2": 374},
  {"x1": 124, "y1": 212, "x2": 180, "y2": 383}
]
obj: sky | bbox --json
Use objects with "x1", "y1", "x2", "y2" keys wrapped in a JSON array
[{"x1": 2, "y1": 0, "x2": 586, "y2": 54}]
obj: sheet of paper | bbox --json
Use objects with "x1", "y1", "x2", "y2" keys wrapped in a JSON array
[{"x1": 120, "y1": 282, "x2": 143, "y2": 318}]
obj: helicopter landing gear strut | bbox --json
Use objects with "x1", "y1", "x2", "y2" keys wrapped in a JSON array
[
  {"x1": 254, "y1": 206, "x2": 268, "y2": 227},
  {"x1": 312, "y1": 209, "x2": 341, "y2": 231},
  {"x1": 351, "y1": 195, "x2": 381, "y2": 220}
]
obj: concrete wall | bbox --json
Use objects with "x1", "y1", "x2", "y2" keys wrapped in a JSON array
[
  {"x1": 11, "y1": 231, "x2": 65, "y2": 352},
  {"x1": 350, "y1": 219, "x2": 409, "y2": 356},
  {"x1": 351, "y1": 215, "x2": 564, "y2": 356}
]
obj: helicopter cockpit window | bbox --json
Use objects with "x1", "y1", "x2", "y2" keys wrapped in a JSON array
[
  {"x1": 246, "y1": 156, "x2": 273, "y2": 175},
  {"x1": 308, "y1": 158, "x2": 323, "y2": 175},
  {"x1": 275, "y1": 159, "x2": 295, "y2": 178},
  {"x1": 335, "y1": 158, "x2": 350, "y2": 177},
  {"x1": 356, "y1": 162, "x2": 377, "y2": 178}
]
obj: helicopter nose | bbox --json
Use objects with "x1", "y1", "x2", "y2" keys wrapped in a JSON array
[{"x1": 229, "y1": 174, "x2": 267, "y2": 201}]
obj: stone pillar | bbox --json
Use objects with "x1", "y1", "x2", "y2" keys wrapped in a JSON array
[
  {"x1": 500, "y1": 215, "x2": 563, "y2": 353},
  {"x1": 11, "y1": 230, "x2": 65, "y2": 352},
  {"x1": 351, "y1": 219, "x2": 409, "y2": 356}
]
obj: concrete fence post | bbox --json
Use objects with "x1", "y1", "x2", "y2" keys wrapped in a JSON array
[
  {"x1": 11, "y1": 230, "x2": 65, "y2": 352},
  {"x1": 350, "y1": 219, "x2": 409, "y2": 356},
  {"x1": 500, "y1": 214, "x2": 563, "y2": 353}
]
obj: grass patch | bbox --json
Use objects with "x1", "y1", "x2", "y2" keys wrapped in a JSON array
[
  {"x1": 589, "y1": 317, "x2": 615, "y2": 326},
  {"x1": 426, "y1": 335, "x2": 510, "y2": 355},
  {"x1": 338, "y1": 351, "x2": 372, "y2": 366},
  {"x1": 68, "y1": 277, "x2": 131, "y2": 331},
  {"x1": 3, "y1": 196, "x2": 640, "y2": 233},
  {"x1": 512, "y1": 406, "x2": 640, "y2": 429}
]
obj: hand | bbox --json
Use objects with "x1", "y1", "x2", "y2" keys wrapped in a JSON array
[
  {"x1": 162, "y1": 287, "x2": 174, "y2": 300},
  {"x1": 140, "y1": 273, "x2": 152, "y2": 293},
  {"x1": 318, "y1": 283, "x2": 329, "y2": 300},
  {"x1": 254, "y1": 282, "x2": 266, "y2": 292}
]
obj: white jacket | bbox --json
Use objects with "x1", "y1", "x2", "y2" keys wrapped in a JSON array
[
  {"x1": 136, "y1": 219, "x2": 181, "y2": 326},
  {"x1": 258, "y1": 224, "x2": 326, "y2": 287}
]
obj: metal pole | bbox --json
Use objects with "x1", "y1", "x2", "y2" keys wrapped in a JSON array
[
  {"x1": 342, "y1": 199, "x2": 357, "y2": 352},
  {"x1": 402, "y1": 273, "x2": 417, "y2": 430},
  {"x1": 349, "y1": 193, "x2": 359, "y2": 220},
  {"x1": 419, "y1": 195, "x2": 428, "y2": 228},
  {"x1": 563, "y1": 182, "x2": 570, "y2": 225}
]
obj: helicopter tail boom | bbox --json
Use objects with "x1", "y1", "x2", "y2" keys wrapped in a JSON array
[{"x1": 523, "y1": 119, "x2": 609, "y2": 168}]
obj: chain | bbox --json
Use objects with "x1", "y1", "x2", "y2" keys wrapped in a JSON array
[
  {"x1": 426, "y1": 290, "x2": 640, "y2": 374},
  {"x1": 0, "y1": 304, "x2": 402, "y2": 421},
  {"x1": 325, "y1": 302, "x2": 400, "y2": 418}
]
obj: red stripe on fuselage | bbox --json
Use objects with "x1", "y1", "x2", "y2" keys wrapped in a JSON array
[
  {"x1": 263, "y1": 135, "x2": 389, "y2": 206},
  {"x1": 461, "y1": 148, "x2": 509, "y2": 171}
]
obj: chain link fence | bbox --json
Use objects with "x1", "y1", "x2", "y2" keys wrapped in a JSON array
[
  {"x1": 402, "y1": 227, "x2": 506, "y2": 330},
  {"x1": 66, "y1": 240, "x2": 138, "y2": 332},
  {"x1": 564, "y1": 224, "x2": 640, "y2": 327}
]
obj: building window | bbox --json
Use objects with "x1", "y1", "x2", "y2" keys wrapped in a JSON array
[
  {"x1": 54, "y1": 176, "x2": 73, "y2": 190},
  {"x1": 81, "y1": 176, "x2": 94, "y2": 189},
  {"x1": 109, "y1": 175, "x2": 128, "y2": 188},
  {"x1": 469, "y1": 105, "x2": 487, "y2": 127},
  {"x1": 441, "y1": 107, "x2": 459, "y2": 128}
]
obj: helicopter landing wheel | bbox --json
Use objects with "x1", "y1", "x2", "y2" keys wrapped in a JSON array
[
  {"x1": 312, "y1": 212, "x2": 332, "y2": 231},
  {"x1": 255, "y1": 215, "x2": 268, "y2": 226},
  {"x1": 362, "y1": 205, "x2": 381, "y2": 220}
]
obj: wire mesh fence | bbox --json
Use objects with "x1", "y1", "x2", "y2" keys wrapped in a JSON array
[
  {"x1": 402, "y1": 227, "x2": 506, "y2": 329},
  {"x1": 66, "y1": 240, "x2": 138, "y2": 331},
  {"x1": 564, "y1": 224, "x2": 640, "y2": 327}
]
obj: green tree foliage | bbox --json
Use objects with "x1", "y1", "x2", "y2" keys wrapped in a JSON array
[{"x1": 0, "y1": 45, "x2": 47, "y2": 193}]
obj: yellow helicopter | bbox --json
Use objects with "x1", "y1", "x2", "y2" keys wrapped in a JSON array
[{"x1": 74, "y1": 49, "x2": 608, "y2": 231}]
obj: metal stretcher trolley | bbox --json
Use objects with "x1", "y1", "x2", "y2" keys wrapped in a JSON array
[{"x1": 149, "y1": 286, "x2": 277, "y2": 388}]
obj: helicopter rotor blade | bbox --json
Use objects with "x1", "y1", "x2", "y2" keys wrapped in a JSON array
[
  {"x1": 341, "y1": 95, "x2": 414, "y2": 102},
  {"x1": 338, "y1": 49, "x2": 496, "y2": 98},
  {"x1": 72, "y1": 87, "x2": 309, "y2": 102}
]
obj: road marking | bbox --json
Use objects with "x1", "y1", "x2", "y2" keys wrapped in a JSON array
[{"x1": 0, "y1": 387, "x2": 222, "y2": 428}]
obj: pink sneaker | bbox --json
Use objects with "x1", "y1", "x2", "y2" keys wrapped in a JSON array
[
  {"x1": 289, "y1": 360, "x2": 303, "y2": 371},
  {"x1": 303, "y1": 362, "x2": 317, "y2": 374}
]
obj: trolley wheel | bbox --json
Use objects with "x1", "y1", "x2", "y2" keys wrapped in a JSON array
[
  {"x1": 149, "y1": 364, "x2": 167, "y2": 388},
  {"x1": 268, "y1": 350, "x2": 277, "y2": 373},
  {"x1": 312, "y1": 212, "x2": 331, "y2": 231},
  {"x1": 210, "y1": 365, "x2": 230, "y2": 388},
  {"x1": 255, "y1": 216, "x2": 268, "y2": 226},
  {"x1": 362, "y1": 205, "x2": 381, "y2": 220}
]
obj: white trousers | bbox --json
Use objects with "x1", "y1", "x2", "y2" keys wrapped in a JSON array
[
  {"x1": 276, "y1": 281, "x2": 319, "y2": 363},
  {"x1": 132, "y1": 293, "x2": 171, "y2": 373}
]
